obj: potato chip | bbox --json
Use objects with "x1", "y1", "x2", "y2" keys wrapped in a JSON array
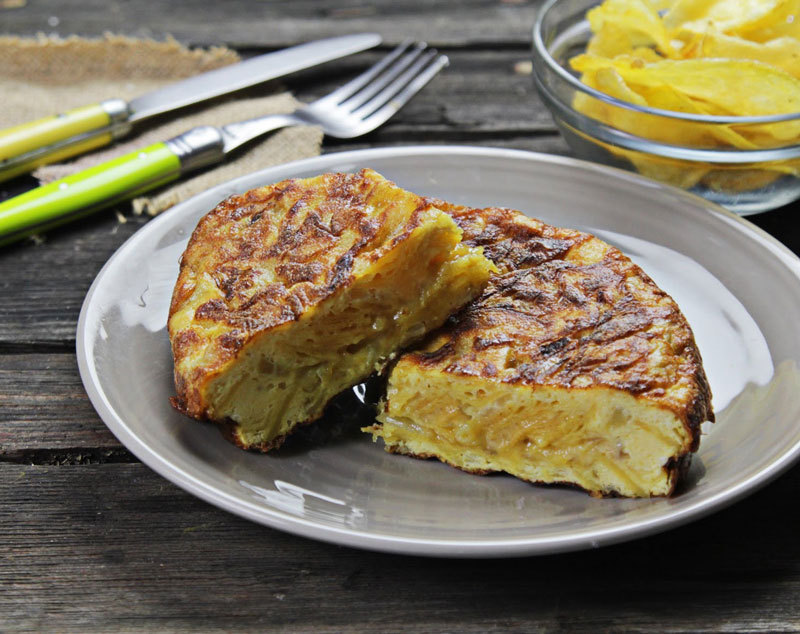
[
  {"x1": 741, "y1": 0, "x2": 800, "y2": 41},
  {"x1": 661, "y1": 0, "x2": 717, "y2": 30},
  {"x1": 628, "y1": 154, "x2": 709, "y2": 188},
  {"x1": 571, "y1": 69, "x2": 620, "y2": 131},
  {"x1": 566, "y1": 125, "x2": 712, "y2": 188},
  {"x1": 663, "y1": 0, "x2": 788, "y2": 36},
  {"x1": 630, "y1": 84, "x2": 760, "y2": 148},
  {"x1": 646, "y1": 0, "x2": 676, "y2": 11},
  {"x1": 572, "y1": 56, "x2": 761, "y2": 148},
  {"x1": 588, "y1": 67, "x2": 657, "y2": 135},
  {"x1": 629, "y1": 46, "x2": 666, "y2": 63},
  {"x1": 592, "y1": 67, "x2": 648, "y2": 106},
  {"x1": 692, "y1": 32, "x2": 800, "y2": 79},
  {"x1": 587, "y1": 21, "x2": 648, "y2": 57},
  {"x1": 587, "y1": 0, "x2": 675, "y2": 54},
  {"x1": 573, "y1": 56, "x2": 800, "y2": 121},
  {"x1": 702, "y1": 167, "x2": 787, "y2": 191}
]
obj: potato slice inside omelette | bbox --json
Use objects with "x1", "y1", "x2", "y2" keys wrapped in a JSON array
[{"x1": 168, "y1": 169, "x2": 494, "y2": 451}]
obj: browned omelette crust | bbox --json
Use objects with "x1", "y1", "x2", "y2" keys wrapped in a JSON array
[
  {"x1": 400, "y1": 201, "x2": 714, "y2": 455},
  {"x1": 169, "y1": 169, "x2": 453, "y2": 431}
]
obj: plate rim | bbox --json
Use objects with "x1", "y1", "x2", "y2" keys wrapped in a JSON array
[{"x1": 76, "y1": 145, "x2": 800, "y2": 557}]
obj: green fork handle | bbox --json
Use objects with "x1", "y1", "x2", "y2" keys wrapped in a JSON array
[{"x1": 0, "y1": 142, "x2": 181, "y2": 246}]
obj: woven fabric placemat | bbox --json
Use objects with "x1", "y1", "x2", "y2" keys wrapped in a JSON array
[{"x1": 0, "y1": 34, "x2": 323, "y2": 215}]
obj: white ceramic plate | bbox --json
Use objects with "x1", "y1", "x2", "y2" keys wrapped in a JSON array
[{"x1": 77, "y1": 146, "x2": 800, "y2": 557}]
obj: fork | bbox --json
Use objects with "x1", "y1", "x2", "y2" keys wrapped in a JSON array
[{"x1": 0, "y1": 41, "x2": 448, "y2": 246}]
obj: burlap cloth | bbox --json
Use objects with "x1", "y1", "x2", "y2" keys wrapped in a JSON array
[{"x1": 0, "y1": 34, "x2": 323, "y2": 215}]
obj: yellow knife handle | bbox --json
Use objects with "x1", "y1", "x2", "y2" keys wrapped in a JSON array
[
  {"x1": 0, "y1": 99, "x2": 130, "y2": 182},
  {"x1": 0, "y1": 133, "x2": 114, "y2": 184}
]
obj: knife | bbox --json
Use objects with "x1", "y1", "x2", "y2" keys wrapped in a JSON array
[{"x1": 0, "y1": 33, "x2": 381, "y2": 183}]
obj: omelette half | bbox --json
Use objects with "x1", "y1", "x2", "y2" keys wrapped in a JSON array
[
  {"x1": 168, "y1": 170, "x2": 494, "y2": 450},
  {"x1": 367, "y1": 203, "x2": 714, "y2": 497}
]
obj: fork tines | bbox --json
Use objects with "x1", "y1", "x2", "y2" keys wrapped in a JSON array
[{"x1": 321, "y1": 41, "x2": 448, "y2": 125}]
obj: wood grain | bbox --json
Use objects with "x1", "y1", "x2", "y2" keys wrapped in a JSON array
[
  {"x1": 288, "y1": 48, "x2": 557, "y2": 135},
  {"x1": 0, "y1": 354, "x2": 120, "y2": 457},
  {"x1": 2, "y1": 462, "x2": 799, "y2": 632},
  {"x1": 0, "y1": 210, "x2": 148, "y2": 347},
  {"x1": 0, "y1": 0, "x2": 543, "y2": 47}
]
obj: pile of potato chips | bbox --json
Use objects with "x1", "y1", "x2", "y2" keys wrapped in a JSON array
[{"x1": 569, "y1": 0, "x2": 800, "y2": 191}]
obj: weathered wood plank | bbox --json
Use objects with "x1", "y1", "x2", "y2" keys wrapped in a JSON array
[
  {"x1": 1, "y1": 462, "x2": 799, "y2": 632},
  {"x1": 0, "y1": 354, "x2": 120, "y2": 456},
  {"x1": 0, "y1": 208, "x2": 149, "y2": 347},
  {"x1": 0, "y1": 0, "x2": 543, "y2": 48}
]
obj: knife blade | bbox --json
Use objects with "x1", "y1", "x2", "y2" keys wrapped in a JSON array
[{"x1": 0, "y1": 33, "x2": 381, "y2": 183}]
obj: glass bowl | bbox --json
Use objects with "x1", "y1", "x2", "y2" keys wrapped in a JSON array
[{"x1": 532, "y1": 0, "x2": 800, "y2": 215}]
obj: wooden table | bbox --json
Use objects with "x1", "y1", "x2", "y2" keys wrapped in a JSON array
[{"x1": 2, "y1": 2, "x2": 799, "y2": 631}]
